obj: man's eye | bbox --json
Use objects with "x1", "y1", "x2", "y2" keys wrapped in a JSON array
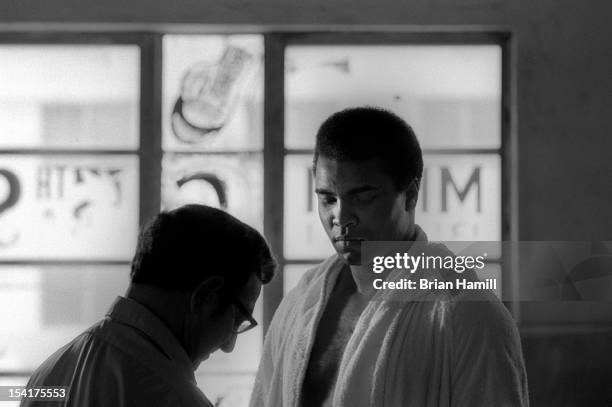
[
  {"x1": 318, "y1": 195, "x2": 336, "y2": 205},
  {"x1": 354, "y1": 193, "x2": 377, "y2": 204}
]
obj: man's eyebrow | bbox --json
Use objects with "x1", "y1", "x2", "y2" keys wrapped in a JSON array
[
  {"x1": 315, "y1": 186, "x2": 379, "y2": 195},
  {"x1": 346, "y1": 185, "x2": 379, "y2": 195}
]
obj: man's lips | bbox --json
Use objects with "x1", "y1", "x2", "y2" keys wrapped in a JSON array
[{"x1": 333, "y1": 236, "x2": 366, "y2": 243}]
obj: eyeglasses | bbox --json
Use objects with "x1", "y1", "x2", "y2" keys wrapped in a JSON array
[{"x1": 232, "y1": 298, "x2": 257, "y2": 334}]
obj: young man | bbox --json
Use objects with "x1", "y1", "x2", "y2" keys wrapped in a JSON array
[
  {"x1": 22, "y1": 204, "x2": 276, "y2": 407},
  {"x1": 250, "y1": 107, "x2": 528, "y2": 407}
]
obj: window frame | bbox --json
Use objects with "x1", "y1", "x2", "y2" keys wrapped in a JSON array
[
  {"x1": 0, "y1": 31, "x2": 162, "y2": 243},
  {"x1": 0, "y1": 31, "x2": 516, "y2": 366},
  {"x1": 0, "y1": 32, "x2": 158, "y2": 378},
  {"x1": 262, "y1": 31, "x2": 515, "y2": 328}
]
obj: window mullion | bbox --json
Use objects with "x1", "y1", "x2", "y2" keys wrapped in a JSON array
[
  {"x1": 139, "y1": 33, "x2": 163, "y2": 228},
  {"x1": 263, "y1": 33, "x2": 286, "y2": 334}
]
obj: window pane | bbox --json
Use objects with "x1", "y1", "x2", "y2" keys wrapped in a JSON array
[
  {"x1": 163, "y1": 35, "x2": 263, "y2": 151},
  {"x1": 0, "y1": 378, "x2": 28, "y2": 387},
  {"x1": 162, "y1": 153, "x2": 263, "y2": 231},
  {"x1": 284, "y1": 153, "x2": 499, "y2": 259},
  {"x1": 417, "y1": 154, "x2": 501, "y2": 241},
  {"x1": 195, "y1": 373, "x2": 255, "y2": 407},
  {"x1": 0, "y1": 45, "x2": 139, "y2": 150},
  {"x1": 0, "y1": 265, "x2": 129, "y2": 372},
  {"x1": 284, "y1": 155, "x2": 335, "y2": 260},
  {"x1": 0, "y1": 155, "x2": 139, "y2": 260},
  {"x1": 285, "y1": 45, "x2": 500, "y2": 149},
  {"x1": 284, "y1": 264, "x2": 318, "y2": 295}
]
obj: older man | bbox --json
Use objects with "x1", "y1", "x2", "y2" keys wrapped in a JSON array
[{"x1": 22, "y1": 204, "x2": 276, "y2": 407}]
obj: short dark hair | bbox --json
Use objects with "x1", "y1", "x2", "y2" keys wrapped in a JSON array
[
  {"x1": 130, "y1": 204, "x2": 276, "y2": 296},
  {"x1": 313, "y1": 107, "x2": 423, "y2": 189}
]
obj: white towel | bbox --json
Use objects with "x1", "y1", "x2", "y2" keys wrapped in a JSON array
[{"x1": 250, "y1": 242, "x2": 528, "y2": 407}]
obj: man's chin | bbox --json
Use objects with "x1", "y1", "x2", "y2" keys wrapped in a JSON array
[
  {"x1": 336, "y1": 249, "x2": 362, "y2": 266},
  {"x1": 194, "y1": 352, "x2": 211, "y2": 369}
]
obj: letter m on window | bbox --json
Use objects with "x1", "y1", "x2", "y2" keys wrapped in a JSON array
[{"x1": 441, "y1": 166, "x2": 481, "y2": 213}]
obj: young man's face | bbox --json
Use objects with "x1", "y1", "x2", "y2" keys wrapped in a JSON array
[{"x1": 314, "y1": 155, "x2": 415, "y2": 265}]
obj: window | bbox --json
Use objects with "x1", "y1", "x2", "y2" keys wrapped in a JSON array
[
  {"x1": 0, "y1": 39, "x2": 144, "y2": 392},
  {"x1": 161, "y1": 34, "x2": 265, "y2": 404},
  {"x1": 276, "y1": 34, "x2": 507, "y2": 305},
  {"x1": 0, "y1": 32, "x2": 510, "y2": 406}
]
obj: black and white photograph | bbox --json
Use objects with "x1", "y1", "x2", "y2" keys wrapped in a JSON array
[{"x1": 0, "y1": 1, "x2": 611, "y2": 406}]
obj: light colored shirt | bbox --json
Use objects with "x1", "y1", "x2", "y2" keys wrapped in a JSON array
[
  {"x1": 250, "y1": 230, "x2": 529, "y2": 407},
  {"x1": 21, "y1": 296, "x2": 213, "y2": 407}
]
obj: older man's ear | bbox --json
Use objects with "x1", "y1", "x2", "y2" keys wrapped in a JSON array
[{"x1": 189, "y1": 276, "x2": 225, "y2": 314}]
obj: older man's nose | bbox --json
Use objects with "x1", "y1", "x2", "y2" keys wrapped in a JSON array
[{"x1": 221, "y1": 334, "x2": 237, "y2": 353}]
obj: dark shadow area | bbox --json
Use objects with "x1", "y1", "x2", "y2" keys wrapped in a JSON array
[{"x1": 521, "y1": 324, "x2": 612, "y2": 407}]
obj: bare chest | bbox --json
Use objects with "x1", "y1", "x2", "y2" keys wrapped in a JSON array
[{"x1": 300, "y1": 290, "x2": 368, "y2": 407}]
